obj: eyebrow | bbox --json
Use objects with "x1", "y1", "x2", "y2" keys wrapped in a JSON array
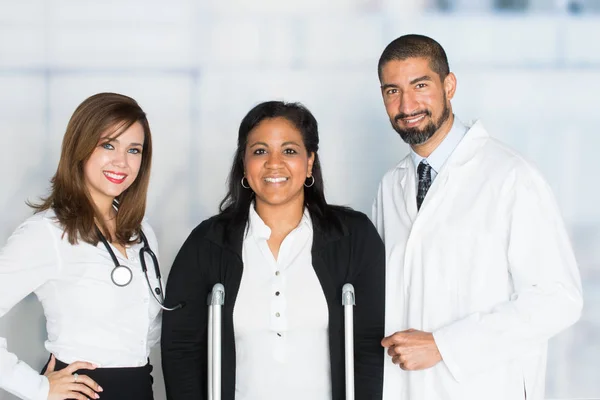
[
  {"x1": 381, "y1": 75, "x2": 433, "y2": 90},
  {"x1": 380, "y1": 83, "x2": 398, "y2": 91},
  {"x1": 410, "y1": 75, "x2": 433, "y2": 85},
  {"x1": 249, "y1": 141, "x2": 268, "y2": 148},
  {"x1": 100, "y1": 137, "x2": 143, "y2": 147},
  {"x1": 249, "y1": 141, "x2": 301, "y2": 148}
]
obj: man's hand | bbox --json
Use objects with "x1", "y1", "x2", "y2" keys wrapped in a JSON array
[{"x1": 381, "y1": 329, "x2": 442, "y2": 371}]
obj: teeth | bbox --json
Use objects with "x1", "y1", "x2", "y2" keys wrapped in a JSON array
[
  {"x1": 405, "y1": 115, "x2": 425, "y2": 123},
  {"x1": 104, "y1": 172, "x2": 126, "y2": 180},
  {"x1": 265, "y1": 177, "x2": 287, "y2": 183}
]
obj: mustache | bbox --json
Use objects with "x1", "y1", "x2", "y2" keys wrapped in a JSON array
[{"x1": 394, "y1": 110, "x2": 431, "y2": 121}]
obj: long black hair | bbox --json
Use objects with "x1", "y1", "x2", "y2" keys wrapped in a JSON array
[{"x1": 219, "y1": 100, "x2": 345, "y2": 231}]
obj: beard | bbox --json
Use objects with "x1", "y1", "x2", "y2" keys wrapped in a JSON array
[{"x1": 391, "y1": 97, "x2": 451, "y2": 146}]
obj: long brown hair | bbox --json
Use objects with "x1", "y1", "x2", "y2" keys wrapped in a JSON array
[{"x1": 30, "y1": 92, "x2": 153, "y2": 245}]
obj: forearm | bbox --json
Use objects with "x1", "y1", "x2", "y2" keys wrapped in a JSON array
[
  {"x1": 161, "y1": 292, "x2": 207, "y2": 399},
  {"x1": 354, "y1": 238, "x2": 385, "y2": 399},
  {"x1": 0, "y1": 341, "x2": 49, "y2": 400},
  {"x1": 161, "y1": 347, "x2": 204, "y2": 400},
  {"x1": 354, "y1": 335, "x2": 384, "y2": 400}
]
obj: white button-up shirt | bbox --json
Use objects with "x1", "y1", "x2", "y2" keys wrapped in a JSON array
[
  {"x1": 0, "y1": 210, "x2": 162, "y2": 400},
  {"x1": 233, "y1": 205, "x2": 331, "y2": 400}
]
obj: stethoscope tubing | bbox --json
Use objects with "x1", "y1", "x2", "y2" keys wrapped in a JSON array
[{"x1": 96, "y1": 227, "x2": 182, "y2": 311}]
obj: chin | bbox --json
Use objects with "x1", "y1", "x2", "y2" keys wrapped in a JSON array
[
  {"x1": 258, "y1": 198, "x2": 288, "y2": 207},
  {"x1": 105, "y1": 187, "x2": 128, "y2": 198},
  {"x1": 256, "y1": 194, "x2": 299, "y2": 208}
]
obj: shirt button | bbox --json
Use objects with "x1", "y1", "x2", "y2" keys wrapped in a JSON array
[
  {"x1": 275, "y1": 291, "x2": 280, "y2": 296},
  {"x1": 275, "y1": 271, "x2": 280, "y2": 276},
  {"x1": 275, "y1": 312, "x2": 280, "y2": 317}
]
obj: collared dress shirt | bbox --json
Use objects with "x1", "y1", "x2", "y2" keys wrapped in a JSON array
[
  {"x1": 233, "y1": 205, "x2": 331, "y2": 400},
  {"x1": 0, "y1": 209, "x2": 162, "y2": 400},
  {"x1": 409, "y1": 116, "x2": 468, "y2": 186}
]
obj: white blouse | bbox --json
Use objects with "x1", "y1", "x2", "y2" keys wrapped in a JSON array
[
  {"x1": 0, "y1": 209, "x2": 162, "y2": 400},
  {"x1": 233, "y1": 205, "x2": 331, "y2": 400}
]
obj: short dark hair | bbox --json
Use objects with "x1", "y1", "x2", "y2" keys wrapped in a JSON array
[
  {"x1": 378, "y1": 34, "x2": 450, "y2": 81},
  {"x1": 219, "y1": 101, "x2": 345, "y2": 231}
]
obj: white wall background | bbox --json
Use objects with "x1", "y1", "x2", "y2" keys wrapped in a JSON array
[{"x1": 0, "y1": 0, "x2": 599, "y2": 399}]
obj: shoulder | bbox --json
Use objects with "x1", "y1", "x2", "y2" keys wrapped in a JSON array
[
  {"x1": 324, "y1": 206, "x2": 381, "y2": 247},
  {"x1": 376, "y1": 155, "x2": 412, "y2": 194},
  {"x1": 320, "y1": 207, "x2": 384, "y2": 263},
  {"x1": 2, "y1": 210, "x2": 61, "y2": 254},
  {"x1": 179, "y1": 213, "x2": 241, "y2": 252},
  {"x1": 458, "y1": 123, "x2": 558, "y2": 209},
  {"x1": 327, "y1": 206, "x2": 374, "y2": 231},
  {"x1": 468, "y1": 121, "x2": 538, "y2": 172},
  {"x1": 188, "y1": 214, "x2": 229, "y2": 241},
  {"x1": 476, "y1": 131, "x2": 551, "y2": 190},
  {"x1": 16, "y1": 210, "x2": 61, "y2": 237},
  {"x1": 382, "y1": 155, "x2": 411, "y2": 181}
]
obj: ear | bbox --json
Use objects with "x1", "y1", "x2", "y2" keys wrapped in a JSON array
[
  {"x1": 444, "y1": 72, "x2": 457, "y2": 100},
  {"x1": 307, "y1": 152, "x2": 316, "y2": 177}
]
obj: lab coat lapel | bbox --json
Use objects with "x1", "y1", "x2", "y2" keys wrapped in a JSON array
[
  {"x1": 396, "y1": 156, "x2": 418, "y2": 223},
  {"x1": 416, "y1": 120, "x2": 490, "y2": 217},
  {"x1": 445, "y1": 120, "x2": 489, "y2": 168}
]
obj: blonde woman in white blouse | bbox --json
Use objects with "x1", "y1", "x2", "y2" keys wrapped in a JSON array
[{"x1": 0, "y1": 93, "x2": 161, "y2": 400}]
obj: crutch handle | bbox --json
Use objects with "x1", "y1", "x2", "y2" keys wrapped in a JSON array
[
  {"x1": 209, "y1": 283, "x2": 225, "y2": 305},
  {"x1": 342, "y1": 283, "x2": 356, "y2": 306}
]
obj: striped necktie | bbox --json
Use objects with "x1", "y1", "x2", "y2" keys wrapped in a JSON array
[{"x1": 417, "y1": 160, "x2": 432, "y2": 211}]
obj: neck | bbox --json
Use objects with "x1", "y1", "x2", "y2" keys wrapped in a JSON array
[
  {"x1": 411, "y1": 113, "x2": 455, "y2": 158},
  {"x1": 255, "y1": 196, "x2": 305, "y2": 237},
  {"x1": 94, "y1": 197, "x2": 117, "y2": 224}
]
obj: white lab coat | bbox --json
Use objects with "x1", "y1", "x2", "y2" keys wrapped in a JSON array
[{"x1": 373, "y1": 121, "x2": 583, "y2": 400}]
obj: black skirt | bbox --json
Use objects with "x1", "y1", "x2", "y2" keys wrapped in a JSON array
[{"x1": 41, "y1": 356, "x2": 154, "y2": 400}]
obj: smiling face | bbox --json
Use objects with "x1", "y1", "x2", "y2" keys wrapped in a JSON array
[
  {"x1": 380, "y1": 57, "x2": 456, "y2": 146},
  {"x1": 83, "y1": 121, "x2": 145, "y2": 212},
  {"x1": 243, "y1": 117, "x2": 315, "y2": 211}
]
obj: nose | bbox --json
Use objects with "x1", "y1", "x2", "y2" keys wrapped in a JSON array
[
  {"x1": 265, "y1": 151, "x2": 283, "y2": 169},
  {"x1": 399, "y1": 91, "x2": 419, "y2": 115},
  {"x1": 111, "y1": 149, "x2": 128, "y2": 167}
]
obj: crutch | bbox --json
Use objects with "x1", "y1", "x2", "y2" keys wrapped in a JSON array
[
  {"x1": 342, "y1": 283, "x2": 356, "y2": 400},
  {"x1": 207, "y1": 283, "x2": 225, "y2": 400}
]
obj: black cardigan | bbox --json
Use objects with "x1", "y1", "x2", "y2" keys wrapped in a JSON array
[{"x1": 161, "y1": 207, "x2": 385, "y2": 400}]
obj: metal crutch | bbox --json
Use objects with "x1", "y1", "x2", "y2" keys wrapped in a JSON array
[
  {"x1": 342, "y1": 283, "x2": 356, "y2": 400},
  {"x1": 207, "y1": 283, "x2": 225, "y2": 400}
]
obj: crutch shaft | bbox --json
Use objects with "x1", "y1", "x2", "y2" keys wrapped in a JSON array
[
  {"x1": 208, "y1": 284, "x2": 225, "y2": 400},
  {"x1": 342, "y1": 283, "x2": 356, "y2": 400}
]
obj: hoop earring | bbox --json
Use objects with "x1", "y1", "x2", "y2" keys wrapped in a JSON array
[
  {"x1": 304, "y1": 175, "x2": 315, "y2": 188},
  {"x1": 241, "y1": 176, "x2": 251, "y2": 189}
]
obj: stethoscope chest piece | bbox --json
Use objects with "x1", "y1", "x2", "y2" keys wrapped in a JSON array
[
  {"x1": 96, "y1": 218, "x2": 183, "y2": 311},
  {"x1": 111, "y1": 264, "x2": 133, "y2": 287}
]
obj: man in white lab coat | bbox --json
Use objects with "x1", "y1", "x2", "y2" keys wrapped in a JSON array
[{"x1": 372, "y1": 34, "x2": 583, "y2": 400}]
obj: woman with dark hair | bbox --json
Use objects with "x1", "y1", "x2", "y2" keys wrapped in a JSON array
[
  {"x1": 162, "y1": 101, "x2": 385, "y2": 400},
  {"x1": 0, "y1": 93, "x2": 161, "y2": 399}
]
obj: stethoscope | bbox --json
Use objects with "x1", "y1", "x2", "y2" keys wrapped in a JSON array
[{"x1": 96, "y1": 227, "x2": 183, "y2": 311}]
